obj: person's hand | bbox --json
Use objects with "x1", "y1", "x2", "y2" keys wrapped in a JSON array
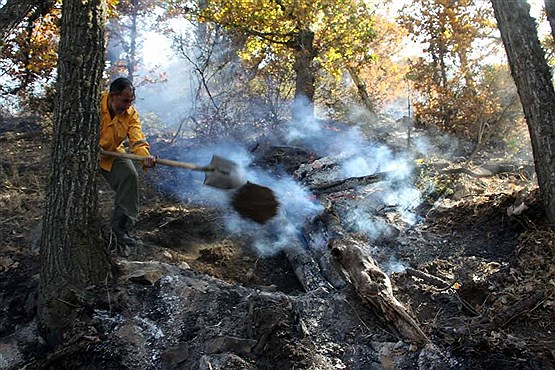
[{"x1": 143, "y1": 155, "x2": 157, "y2": 168}]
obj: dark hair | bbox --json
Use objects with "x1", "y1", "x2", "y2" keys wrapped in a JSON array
[{"x1": 109, "y1": 77, "x2": 135, "y2": 95}]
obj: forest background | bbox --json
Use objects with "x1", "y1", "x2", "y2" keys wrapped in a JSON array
[{"x1": 1, "y1": 0, "x2": 550, "y2": 151}]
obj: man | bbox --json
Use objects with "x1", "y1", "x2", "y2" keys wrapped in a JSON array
[{"x1": 99, "y1": 77, "x2": 156, "y2": 248}]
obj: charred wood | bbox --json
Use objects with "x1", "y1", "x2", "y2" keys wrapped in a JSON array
[
  {"x1": 330, "y1": 237, "x2": 429, "y2": 345},
  {"x1": 324, "y1": 212, "x2": 429, "y2": 345},
  {"x1": 309, "y1": 172, "x2": 388, "y2": 194},
  {"x1": 251, "y1": 145, "x2": 315, "y2": 175},
  {"x1": 284, "y1": 244, "x2": 333, "y2": 292},
  {"x1": 300, "y1": 216, "x2": 348, "y2": 289}
]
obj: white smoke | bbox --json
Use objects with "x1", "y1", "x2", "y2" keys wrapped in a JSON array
[
  {"x1": 285, "y1": 109, "x2": 423, "y2": 246},
  {"x1": 135, "y1": 61, "x2": 195, "y2": 129},
  {"x1": 225, "y1": 176, "x2": 323, "y2": 256},
  {"x1": 127, "y1": 19, "x2": 425, "y2": 258}
]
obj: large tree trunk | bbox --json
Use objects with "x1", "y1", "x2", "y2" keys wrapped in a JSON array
[
  {"x1": 37, "y1": 0, "x2": 111, "y2": 344},
  {"x1": 292, "y1": 29, "x2": 316, "y2": 121},
  {"x1": 491, "y1": 0, "x2": 555, "y2": 225}
]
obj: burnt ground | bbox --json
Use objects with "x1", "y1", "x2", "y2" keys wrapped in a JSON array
[{"x1": 0, "y1": 116, "x2": 554, "y2": 369}]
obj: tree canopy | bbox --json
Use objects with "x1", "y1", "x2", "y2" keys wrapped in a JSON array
[{"x1": 165, "y1": 0, "x2": 378, "y2": 120}]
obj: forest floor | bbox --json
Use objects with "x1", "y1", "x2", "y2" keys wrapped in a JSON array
[{"x1": 0, "y1": 115, "x2": 554, "y2": 370}]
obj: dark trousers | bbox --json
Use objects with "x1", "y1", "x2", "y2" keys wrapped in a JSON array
[{"x1": 101, "y1": 157, "x2": 139, "y2": 224}]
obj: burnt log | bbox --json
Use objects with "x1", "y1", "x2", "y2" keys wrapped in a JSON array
[
  {"x1": 329, "y1": 236, "x2": 429, "y2": 345},
  {"x1": 304, "y1": 161, "x2": 534, "y2": 196},
  {"x1": 300, "y1": 216, "x2": 348, "y2": 289},
  {"x1": 310, "y1": 172, "x2": 387, "y2": 194},
  {"x1": 284, "y1": 244, "x2": 333, "y2": 292},
  {"x1": 323, "y1": 212, "x2": 429, "y2": 344}
]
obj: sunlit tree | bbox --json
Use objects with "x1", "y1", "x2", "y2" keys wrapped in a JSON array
[
  {"x1": 398, "y1": 0, "x2": 500, "y2": 136},
  {"x1": 166, "y1": 0, "x2": 377, "y2": 121},
  {"x1": 324, "y1": 8, "x2": 409, "y2": 120},
  {"x1": 106, "y1": 0, "x2": 158, "y2": 81},
  {"x1": 492, "y1": 0, "x2": 555, "y2": 224},
  {"x1": 0, "y1": 1, "x2": 60, "y2": 113}
]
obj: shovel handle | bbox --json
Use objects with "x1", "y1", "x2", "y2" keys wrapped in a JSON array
[{"x1": 100, "y1": 149, "x2": 212, "y2": 172}]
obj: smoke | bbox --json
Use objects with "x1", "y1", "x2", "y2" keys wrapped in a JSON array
[
  {"x1": 225, "y1": 176, "x2": 323, "y2": 256},
  {"x1": 286, "y1": 110, "x2": 423, "y2": 247},
  {"x1": 127, "y1": 23, "x2": 424, "y2": 258},
  {"x1": 135, "y1": 61, "x2": 195, "y2": 129},
  {"x1": 142, "y1": 137, "x2": 324, "y2": 258}
]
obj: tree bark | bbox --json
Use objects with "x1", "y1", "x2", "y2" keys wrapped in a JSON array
[
  {"x1": 292, "y1": 29, "x2": 316, "y2": 121},
  {"x1": 126, "y1": 0, "x2": 139, "y2": 82},
  {"x1": 347, "y1": 65, "x2": 376, "y2": 114},
  {"x1": 37, "y1": 0, "x2": 111, "y2": 345},
  {"x1": 492, "y1": 0, "x2": 555, "y2": 225}
]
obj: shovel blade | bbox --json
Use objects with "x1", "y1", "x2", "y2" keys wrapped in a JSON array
[{"x1": 204, "y1": 155, "x2": 247, "y2": 189}]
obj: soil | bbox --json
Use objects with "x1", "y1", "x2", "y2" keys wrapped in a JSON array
[{"x1": 0, "y1": 115, "x2": 553, "y2": 370}]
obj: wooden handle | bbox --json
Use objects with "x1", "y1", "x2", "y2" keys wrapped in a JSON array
[{"x1": 100, "y1": 149, "x2": 211, "y2": 172}]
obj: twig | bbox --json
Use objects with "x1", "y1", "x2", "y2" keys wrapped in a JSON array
[
  {"x1": 454, "y1": 292, "x2": 481, "y2": 316},
  {"x1": 405, "y1": 267, "x2": 450, "y2": 289},
  {"x1": 56, "y1": 298, "x2": 81, "y2": 308},
  {"x1": 493, "y1": 292, "x2": 545, "y2": 328},
  {"x1": 342, "y1": 298, "x2": 372, "y2": 333}
]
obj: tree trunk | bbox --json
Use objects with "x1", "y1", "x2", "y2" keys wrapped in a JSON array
[
  {"x1": 347, "y1": 65, "x2": 376, "y2": 114},
  {"x1": 126, "y1": 0, "x2": 138, "y2": 82},
  {"x1": 37, "y1": 0, "x2": 111, "y2": 345},
  {"x1": 491, "y1": 0, "x2": 555, "y2": 225},
  {"x1": 292, "y1": 29, "x2": 316, "y2": 121}
]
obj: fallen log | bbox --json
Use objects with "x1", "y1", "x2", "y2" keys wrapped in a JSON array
[
  {"x1": 306, "y1": 161, "x2": 535, "y2": 195},
  {"x1": 300, "y1": 217, "x2": 348, "y2": 289},
  {"x1": 323, "y1": 213, "x2": 429, "y2": 344},
  {"x1": 329, "y1": 236, "x2": 429, "y2": 345},
  {"x1": 310, "y1": 172, "x2": 387, "y2": 194},
  {"x1": 284, "y1": 244, "x2": 333, "y2": 292}
]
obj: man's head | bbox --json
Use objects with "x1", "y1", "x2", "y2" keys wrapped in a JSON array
[{"x1": 108, "y1": 77, "x2": 135, "y2": 116}]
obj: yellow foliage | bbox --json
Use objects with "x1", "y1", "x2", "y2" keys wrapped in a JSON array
[{"x1": 195, "y1": 0, "x2": 377, "y2": 85}]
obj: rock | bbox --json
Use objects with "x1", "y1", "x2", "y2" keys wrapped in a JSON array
[
  {"x1": 128, "y1": 270, "x2": 163, "y2": 285},
  {"x1": 160, "y1": 342, "x2": 189, "y2": 370},
  {"x1": 198, "y1": 353, "x2": 254, "y2": 370},
  {"x1": 204, "y1": 336, "x2": 258, "y2": 354}
]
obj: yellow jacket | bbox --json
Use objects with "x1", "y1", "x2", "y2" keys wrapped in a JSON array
[{"x1": 99, "y1": 92, "x2": 151, "y2": 171}]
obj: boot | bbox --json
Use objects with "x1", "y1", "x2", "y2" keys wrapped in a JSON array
[{"x1": 111, "y1": 208, "x2": 140, "y2": 248}]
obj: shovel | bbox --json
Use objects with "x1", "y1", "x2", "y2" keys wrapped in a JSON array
[{"x1": 100, "y1": 149, "x2": 279, "y2": 223}]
